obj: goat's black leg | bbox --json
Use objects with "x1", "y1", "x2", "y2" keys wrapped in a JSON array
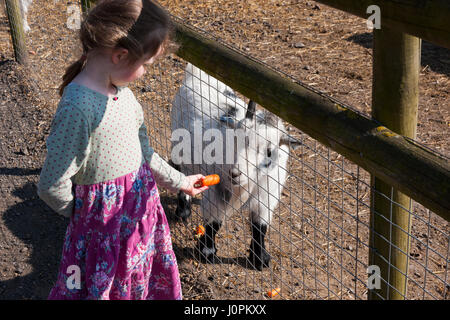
[
  {"x1": 249, "y1": 222, "x2": 270, "y2": 271},
  {"x1": 197, "y1": 221, "x2": 222, "y2": 264},
  {"x1": 169, "y1": 160, "x2": 192, "y2": 222},
  {"x1": 175, "y1": 191, "x2": 192, "y2": 222}
]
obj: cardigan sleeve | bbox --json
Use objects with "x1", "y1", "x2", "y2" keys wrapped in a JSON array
[
  {"x1": 37, "y1": 103, "x2": 91, "y2": 218},
  {"x1": 137, "y1": 105, "x2": 188, "y2": 193}
]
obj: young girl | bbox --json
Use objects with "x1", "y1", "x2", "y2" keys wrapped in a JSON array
[{"x1": 37, "y1": 0, "x2": 208, "y2": 300}]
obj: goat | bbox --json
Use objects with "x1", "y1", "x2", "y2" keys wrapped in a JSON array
[
  {"x1": 19, "y1": 0, "x2": 32, "y2": 32},
  {"x1": 170, "y1": 63, "x2": 300, "y2": 270}
]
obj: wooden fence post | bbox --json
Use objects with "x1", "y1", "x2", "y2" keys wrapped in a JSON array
[
  {"x1": 368, "y1": 27, "x2": 421, "y2": 300},
  {"x1": 80, "y1": 0, "x2": 93, "y2": 17},
  {"x1": 4, "y1": 0, "x2": 28, "y2": 65}
]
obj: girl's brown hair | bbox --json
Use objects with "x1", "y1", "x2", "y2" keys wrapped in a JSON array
[{"x1": 59, "y1": 0, "x2": 171, "y2": 96}]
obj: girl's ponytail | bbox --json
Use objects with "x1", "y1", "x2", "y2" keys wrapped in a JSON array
[{"x1": 58, "y1": 54, "x2": 87, "y2": 96}]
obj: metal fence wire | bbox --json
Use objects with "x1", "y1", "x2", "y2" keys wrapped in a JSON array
[
  {"x1": 1, "y1": 0, "x2": 448, "y2": 300},
  {"x1": 139, "y1": 52, "x2": 449, "y2": 300}
]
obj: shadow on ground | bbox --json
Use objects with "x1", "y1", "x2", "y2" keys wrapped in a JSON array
[
  {"x1": 346, "y1": 32, "x2": 450, "y2": 77},
  {"x1": 0, "y1": 178, "x2": 68, "y2": 299}
]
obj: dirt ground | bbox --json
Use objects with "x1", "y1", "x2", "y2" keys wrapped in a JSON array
[{"x1": 0, "y1": 0, "x2": 448, "y2": 300}]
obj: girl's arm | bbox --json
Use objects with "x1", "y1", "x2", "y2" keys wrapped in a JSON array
[
  {"x1": 135, "y1": 91, "x2": 207, "y2": 196},
  {"x1": 37, "y1": 103, "x2": 90, "y2": 217},
  {"x1": 138, "y1": 118, "x2": 189, "y2": 192}
]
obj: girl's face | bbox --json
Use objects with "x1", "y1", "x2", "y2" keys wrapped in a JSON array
[{"x1": 111, "y1": 46, "x2": 163, "y2": 86}]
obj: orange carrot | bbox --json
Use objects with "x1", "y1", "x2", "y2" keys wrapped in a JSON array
[
  {"x1": 193, "y1": 225, "x2": 205, "y2": 238},
  {"x1": 267, "y1": 288, "x2": 281, "y2": 298},
  {"x1": 194, "y1": 174, "x2": 220, "y2": 188}
]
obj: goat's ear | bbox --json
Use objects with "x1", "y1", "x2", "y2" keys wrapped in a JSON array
[
  {"x1": 279, "y1": 134, "x2": 302, "y2": 150},
  {"x1": 219, "y1": 115, "x2": 237, "y2": 128},
  {"x1": 220, "y1": 106, "x2": 238, "y2": 128},
  {"x1": 245, "y1": 100, "x2": 256, "y2": 120}
]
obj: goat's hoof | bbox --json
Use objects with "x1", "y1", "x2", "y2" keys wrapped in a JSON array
[
  {"x1": 248, "y1": 251, "x2": 270, "y2": 271},
  {"x1": 197, "y1": 240, "x2": 218, "y2": 264},
  {"x1": 199, "y1": 252, "x2": 219, "y2": 264},
  {"x1": 197, "y1": 249, "x2": 219, "y2": 264}
]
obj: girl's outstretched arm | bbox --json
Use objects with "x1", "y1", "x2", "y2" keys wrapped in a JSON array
[
  {"x1": 139, "y1": 123, "x2": 208, "y2": 197},
  {"x1": 136, "y1": 93, "x2": 208, "y2": 197},
  {"x1": 138, "y1": 118, "x2": 189, "y2": 192}
]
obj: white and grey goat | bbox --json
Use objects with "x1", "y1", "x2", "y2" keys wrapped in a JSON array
[
  {"x1": 170, "y1": 63, "x2": 300, "y2": 270},
  {"x1": 19, "y1": 0, "x2": 32, "y2": 32}
]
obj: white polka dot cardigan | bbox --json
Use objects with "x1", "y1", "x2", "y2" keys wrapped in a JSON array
[{"x1": 37, "y1": 82, "x2": 188, "y2": 218}]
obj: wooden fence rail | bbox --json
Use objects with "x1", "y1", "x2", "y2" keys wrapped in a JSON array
[
  {"x1": 312, "y1": 0, "x2": 449, "y2": 299},
  {"x1": 172, "y1": 20, "x2": 450, "y2": 222},
  {"x1": 314, "y1": 0, "x2": 450, "y2": 50}
]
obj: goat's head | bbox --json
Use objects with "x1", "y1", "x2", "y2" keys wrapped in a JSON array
[{"x1": 227, "y1": 100, "x2": 301, "y2": 188}]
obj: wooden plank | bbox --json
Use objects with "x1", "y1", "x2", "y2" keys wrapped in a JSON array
[
  {"x1": 314, "y1": 0, "x2": 450, "y2": 49},
  {"x1": 369, "y1": 28, "x2": 421, "y2": 300},
  {"x1": 173, "y1": 21, "x2": 450, "y2": 221}
]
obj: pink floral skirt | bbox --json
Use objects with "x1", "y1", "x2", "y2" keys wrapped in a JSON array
[{"x1": 48, "y1": 162, "x2": 182, "y2": 300}]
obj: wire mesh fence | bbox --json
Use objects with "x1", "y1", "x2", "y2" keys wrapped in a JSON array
[
  {"x1": 0, "y1": 0, "x2": 448, "y2": 300},
  {"x1": 140, "y1": 52, "x2": 449, "y2": 300}
]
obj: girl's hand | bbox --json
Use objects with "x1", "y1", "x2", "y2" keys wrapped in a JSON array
[{"x1": 180, "y1": 174, "x2": 209, "y2": 197}]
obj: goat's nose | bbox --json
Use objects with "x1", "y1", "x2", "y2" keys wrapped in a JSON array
[{"x1": 230, "y1": 168, "x2": 241, "y2": 179}]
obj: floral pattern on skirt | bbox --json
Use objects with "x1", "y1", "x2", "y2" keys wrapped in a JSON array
[{"x1": 48, "y1": 162, "x2": 182, "y2": 300}]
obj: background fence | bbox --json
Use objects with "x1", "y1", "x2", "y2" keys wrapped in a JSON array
[
  {"x1": 0, "y1": 0, "x2": 448, "y2": 300},
  {"x1": 142, "y1": 48, "x2": 449, "y2": 300}
]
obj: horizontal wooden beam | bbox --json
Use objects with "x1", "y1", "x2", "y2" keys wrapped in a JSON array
[
  {"x1": 314, "y1": 0, "x2": 450, "y2": 49},
  {"x1": 173, "y1": 21, "x2": 450, "y2": 221}
]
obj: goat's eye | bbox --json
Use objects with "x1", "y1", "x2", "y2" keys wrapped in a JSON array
[{"x1": 266, "y1": 148, "x2": 272, "y2": 158}]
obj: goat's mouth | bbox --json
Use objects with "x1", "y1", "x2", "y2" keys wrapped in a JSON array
[
  {"x1": 231, "y1": 176, "x2": 249, "y2": 188},
  {"x1": 229, "y1": 168, "x2": 242, "y2": 186}
]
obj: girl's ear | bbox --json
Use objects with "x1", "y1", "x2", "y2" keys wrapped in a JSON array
[{"x1": 111, "y1": 48, "x2": 129, "y2": 65}]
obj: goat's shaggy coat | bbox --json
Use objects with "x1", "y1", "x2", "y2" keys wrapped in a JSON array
[{"x1": 171, "y1": 63, "x2": 300, "y2": 270}]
